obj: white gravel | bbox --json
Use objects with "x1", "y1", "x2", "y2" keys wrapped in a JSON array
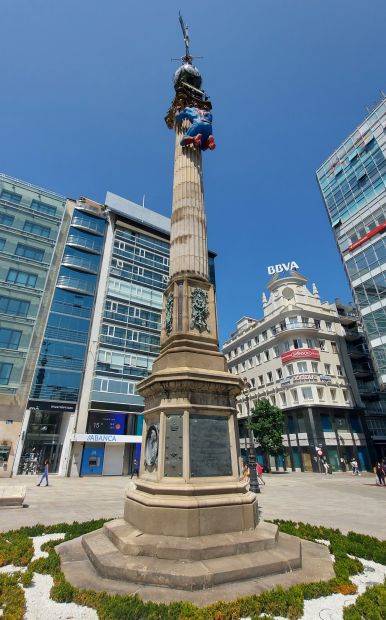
[
  {"x1": 24, "y1": 572, "x2": 98, "y2": 620},
  {"x1": 1, "y1": 534, "x2": 385, "y2": 620},
  {"x1": 242, "y1": 551, "x2": 386, "y2": 620}
]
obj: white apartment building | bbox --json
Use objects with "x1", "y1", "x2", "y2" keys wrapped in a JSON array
[{"x1": 222, "y1": 270, "x2": 371, "y2": 473}]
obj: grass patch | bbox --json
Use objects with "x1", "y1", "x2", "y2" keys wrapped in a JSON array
[{"x1": 0, "y1": 518, "x2": 385, "y2": 619}]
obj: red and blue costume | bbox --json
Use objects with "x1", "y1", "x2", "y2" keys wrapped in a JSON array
[{"x1": 175, "y1": 107, "x2": 215, "y2": 151}]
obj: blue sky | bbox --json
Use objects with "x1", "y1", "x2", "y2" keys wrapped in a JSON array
[{"x1": 1, "y1": 0, "x2": 386, "y2": 343}]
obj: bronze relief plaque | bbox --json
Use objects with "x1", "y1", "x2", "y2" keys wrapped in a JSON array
[
  {"x1": 164, "y1": 413, "x2": 183, "y2": 477},
  {"x1": 190, "y1": 414, "x2": 232, "y2": 477}
]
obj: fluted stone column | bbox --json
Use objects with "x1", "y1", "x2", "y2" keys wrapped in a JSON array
[{"x1": 170, "y1": 120, "x2": 208, "y2": 280}]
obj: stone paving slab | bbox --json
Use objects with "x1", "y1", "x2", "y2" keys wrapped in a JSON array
[{"x1": 0, "y1": 472, "x2": 384, "y2": 538}]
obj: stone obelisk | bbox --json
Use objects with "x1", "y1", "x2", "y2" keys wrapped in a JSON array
[{"x1": 76, "y1": 18, "x2": 307, "y2": 597}]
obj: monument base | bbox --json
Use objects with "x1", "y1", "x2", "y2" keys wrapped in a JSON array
[{"x1": 57, "y1": 521, "x2": 334, "y2": 605}]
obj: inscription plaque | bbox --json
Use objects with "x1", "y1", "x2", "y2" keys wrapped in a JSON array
[
  {"x1": 190, "y1": 414, "x2": 232, "y2": 477},
  {"x1": 164, "y1": 413, "x2": 183, "y2": 477}
]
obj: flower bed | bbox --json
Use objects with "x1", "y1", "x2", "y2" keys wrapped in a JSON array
[{"x1": 0, "y1": 519, "x2": 385, "y2": 619}]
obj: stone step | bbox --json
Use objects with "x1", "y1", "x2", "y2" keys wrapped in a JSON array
[
  {"x1": 104, "y1": 518, "x2": 278, "y2": 561},
  {"x1": 82, "y1": 528, "x2": 302, "y2": 591}
]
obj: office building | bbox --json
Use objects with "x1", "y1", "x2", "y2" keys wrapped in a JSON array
[
  {"x1": 15, "y1": 197, "x2": 107, "y2": 475},
  {"x1": 223, "y1": 271, "x2": 371, "y2": 472},
  {"x1": 335, "y1": 300, "x2": 386, "y2": 458},
  {"x1": 69, "y1": 192, "x2": 217, "y2": 476},
  {"x1": 0, "y1": 173, "x2": 69, "y2": 476},
  {"x1": 316, "y1": 98, "x2": 386, "y2": 389}
]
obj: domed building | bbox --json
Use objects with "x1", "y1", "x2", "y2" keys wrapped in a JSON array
[{"x1": 223, "y1": 270, "x2": 372, "y2": 473}]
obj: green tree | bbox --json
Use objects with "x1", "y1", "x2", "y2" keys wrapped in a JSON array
[{"x1": 249, "y1": 399, "x2": 284, "y2": 470}]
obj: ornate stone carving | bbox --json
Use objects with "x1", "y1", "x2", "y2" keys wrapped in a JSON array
[
  {"x1": 165, "y1": 292, "x2": 174, "y2": 335},
  {"x1": 190, "y1": 287, "x2": 209, "y2": 332}
]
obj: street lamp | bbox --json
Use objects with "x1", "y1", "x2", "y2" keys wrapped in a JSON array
[{"x1": 242, "y1": 378, "x2": 260, "y2": 494}]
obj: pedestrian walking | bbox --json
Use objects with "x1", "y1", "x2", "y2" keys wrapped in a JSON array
[
  {"x1": 322, "y1": 458, "x2": 329, "y2": 475},
  {"x1": 130, "y1": 458, "x2": 139, "y2": 479},
  {"x1": 350, "y1": 458, "x2": 360, "y2": 475},
  {"x1": 256, "y1": 462, "x2": 265, "y2": 485},
  {"x1": 37, "y1": 459, "x2": 49, "y2": 487},
  {"x1": 242, "y1": 462, "x2": 249, "y2": 480},
  {"x1": 374, "y1": 461, "x2": 386, "y2": 486}
]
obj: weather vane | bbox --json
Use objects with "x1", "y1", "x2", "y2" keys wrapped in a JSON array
[{"x1": 179, "y1": 12, "x2": 191, "y2": 60}]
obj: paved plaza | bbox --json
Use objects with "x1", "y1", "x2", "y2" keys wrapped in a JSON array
[{"x1": 0, "y1": 471, "x2": 384, "y2": 537}]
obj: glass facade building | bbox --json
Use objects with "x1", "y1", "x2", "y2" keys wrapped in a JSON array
[
  {"x1": 70, "y1": 192, "x2": 217, "y2": 476},
  {"x1": 17, "y1": 201, "x2": 107, "y2": 475},
  {"x1": 0, "y1": 174, "x2": 67, "y2": 476},
  {"x1": 317, "y1": 97, "x2": 386, "y2": 390}
]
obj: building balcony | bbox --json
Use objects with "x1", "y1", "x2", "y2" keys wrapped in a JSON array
[
  {"x1": 353, "y1": 367, "x2": 373, "y2": 378},
  {"x1": 347, "y1": 344, "x2": 369, "y2": 359},
  {"x1": 271, "y1": 322, "x2": 320, "y2": 335},
  {"x1": 71, "y1": 215, "x2": 105, "y2": 237},
  {"x1": 45, "y1": 325, "x2": 89, "y2": 343},
  {"x1": 62, "y1": 253, "x2": 99, "y2": 274},
  {"x1": 57, "y1": 275, "x2": 95, "y2": 295},
  {"x1": 66, "y1": 234, "x2": 102, "y2": 254}
]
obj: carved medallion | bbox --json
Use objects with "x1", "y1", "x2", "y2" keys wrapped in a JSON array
[
  {"x1": 144, "y1": 425, "x2": 159, "y2": 469},
  {"x1": 190, "y1": 287, "x2": 209, "y2": 332}
]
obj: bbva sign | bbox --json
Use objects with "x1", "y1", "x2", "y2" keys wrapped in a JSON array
[{"x1": 267, "y1": 261, "x2": 299, "y2": 275}]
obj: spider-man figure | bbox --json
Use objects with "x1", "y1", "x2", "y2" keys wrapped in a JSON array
[{"x1": 175, "y1": 107, "x2": 216, "y2": 151}]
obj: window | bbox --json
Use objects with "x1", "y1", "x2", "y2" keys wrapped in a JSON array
[
  {"x1": 258, "y1": 375, "x2": 264, "y2": 386},
  {"x1": 280, "y1": 392, "x2": 287, "y2": 405},
  {"x1": 335, "y1": 414, "x2": 348, "y2": 431},
  {"x1": 284, "y1": 341, "x2": 290, "y2": 352},
  {"x1": 1, "y1": 190, "x2": 22, "y2": 203},
  {"x1": 324, "y1": 363, "x2": 331, "y2": 375},
  {"x1": 262, "y1": 330, "x2": 267, "y2": 341},
  {"x1": 317, "y1": 387, "x2": 325, "y2": 401},
  {"x1": 264, "y1": 350, "x2": 270, "y2": 361},
  {"x1": 0, "y1": 238, "x2": 5, "y2": 251},
  {"x1": 0, "y1": 362, "x2": 12, "y2": 385},
  {"x1": 311, "y1": 361, "x2": 318, "y2": 373},
  {"x1": 319, "y1": 340, "x2": 326, "y2": 351},
  {"x1": 314, "y1": 319, "x2": 320, "y2": 329},
  {"x1": 291, "y1": 389, "x2": 298, "y2": 403},
  {"x1": 15, "y1": 244, "x2": 44, "y2": 261},
  {"x1": 293, "y1": 338, "x2": 302, "y2": 349},
  {"x1": 330, "y1": 388, "x2": 337, "y2": 402},
  {"x1": 267, "y1": 371, "x2": 273, "y2": 383},
  {"x1": 287, "y1": 364, "x2": 294, "y2": 376},
  {"x1": 247, "y1": 340, "x2": 252, "y2": 349},
  {"x1": 0, "y1": 213, "x2": 14, "y2": 226},
  {"x1": 325, "y1": 321, "x2": 332, "y2": 331},
  {"x1": 0, "y1": 328, "x2": 22, "y2": 350},
  {"x1": 331, "y1": 342, "x2": 337, "y2": 354},
  {"x1": 298, "y1": 414, "x2": 307, "y2": 433},
  {"x1": 337, "y1": 365, "x2": 343, "y2": 376},
  {"x1": 271, "y1": 395, "x2": 276, "y2": 405},
  {"x1": 256, "y1": 353, "x2": 261, "y2": 365},
  {"x1": 349, "y1": 413, "x2": 362, "y2": 433},
  {"x1": 240, "y1": 343, "x2": 245, "y2": 352},
  {"x1": 0, "y1": 296, "x2": 30, "y2": 317},
  {"x1": 247, "y1": 359, "x2": 253, "y2": 369},
  {"x1": 273, "y1": 345, "x2": 280, "y2": 357},
  {"x1": 297, "y1": 362, "x2": 307, "y2": 373},
  {"x1": 241, "y1": 362, "x2": 246, "y2": 371},
  {"x1": 306, "y1": 338, "x2": 314, "y2": 348},
  {"x1": 251, "y1": 378, "x2": 255, "y2": 387},
  {"x1": 301, "y1": 387, "x2": 313, "y2": 401},
  {"x1": 23, "y1": 221, "x2": 51, "y2": 238},
  {"x1": 320, "y1": 413, "x2": 332, "y2": 432},
  {"x1": 276, "y1": 368, "x2": 283, "y2": 379},
  {"x1": 30, "y1": 199, "x2": 57, "y2": 216},
  {"x1": 343, "y1": 389, "x2": 349, "y2": 403},
  {"x1": 287, "y1": 415, "x2": 296, "y2": 434}
]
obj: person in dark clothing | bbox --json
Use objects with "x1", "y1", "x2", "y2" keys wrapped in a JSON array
[
  {"x1": 131, "y1": 458, "x2": 139, "y2": 479},
  {"x1": 37, "y1": 459, "x2": 49, "y2": 487},
  {"x1": 375, "y1": 461, "x2": 385, "y2": 486}
]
